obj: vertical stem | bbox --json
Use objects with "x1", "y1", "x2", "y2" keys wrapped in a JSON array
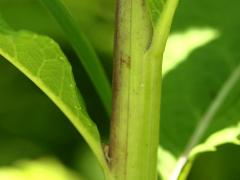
[{"x1": 109, "y1": 0, "x2": 162, "y2": 179}]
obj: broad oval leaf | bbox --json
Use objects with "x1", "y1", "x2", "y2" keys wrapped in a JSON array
[
  {"x1": 0, "y1": 17, "x2": 109, "y2": 176},
  {"x1": 158, "y1": 30, "x2": 240, "y2": 179}
]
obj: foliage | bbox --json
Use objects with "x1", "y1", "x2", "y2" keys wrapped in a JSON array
[{"x1": 0, "y1": 0, "x2": 240, "y2": 179}]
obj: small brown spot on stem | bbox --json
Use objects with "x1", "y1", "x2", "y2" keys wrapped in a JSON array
[{"x1": 120, "y1": 56, "x2": 131, "y2": 68}]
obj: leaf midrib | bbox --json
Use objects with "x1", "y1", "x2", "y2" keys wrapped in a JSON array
[{"x1": 171, "y1": 64, "x2": 240, "y2": 179}]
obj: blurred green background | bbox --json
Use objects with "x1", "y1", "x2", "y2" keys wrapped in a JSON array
[{"x1": 0, "y1": 0, "x2": 240, "y2": 179}]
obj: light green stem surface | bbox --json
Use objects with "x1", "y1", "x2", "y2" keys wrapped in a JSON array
[
  {"x1": 109, "y1": 0, "x2": 159, "y2": 179},
  {"x1": 109, "y1": 0, "x2": 179, "y2": 179}
]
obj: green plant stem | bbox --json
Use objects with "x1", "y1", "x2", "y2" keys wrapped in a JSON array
[
  {"x1": 109, "y1": 0, "x2": 158, "y2": 179},
  {"x1": 109, "y1": 0, "x2": 179, "y2": 179},
  {"x1": 40, "y1": 0, "x2": 112, "y2": 115}
]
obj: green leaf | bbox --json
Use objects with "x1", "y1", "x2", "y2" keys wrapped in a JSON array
[
  {"x1": 146, "y1": 0, "x2": 179, "y2": 61},
  {"x1": 0, "y1": 158, "x2": 81, "y2": 180},
  {"x1": 0, "y1": 0, "x2": 115, "y2": 55},
  {"x1": 74, "y1": 145, "x2": 105, "y2": 180},
  {"x1": 158, "y1": 30, "x2": 240, "y2": 179},
  {"x1": 40, "y1": 0, "x2": 112, "y2": 115},
  {"x1": 178, "y1": 125, "x2": 240, "y2": 180},
  {"x1": 0, "y1": 17, "x2": 110, "y2": 178},
  {"x1": 162, "y1": 28, "x2": 219, "y2": 76},
  {"x1": 148, "y1": 0, "x2": 166, "y2": 25}
]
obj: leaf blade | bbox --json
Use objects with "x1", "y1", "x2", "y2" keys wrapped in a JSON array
[
  {"x1": 178, "y1": 125, "x2": 240, "y2": 180},
  {"x1": 146, "y1": 0, "x2": 179, "y2": 60},
  {"x1": 40, "y1": 0, "x2": 112, "y2": 115},
  {"x1": 158, "y1": 29, "x2": 240, "y2": 179},
  {"x1": 0, "y1": 158, "x2": 82, "y2": 180},
  {"x1": 0, "y1": 17, "x2": 110, "y2": 178}
]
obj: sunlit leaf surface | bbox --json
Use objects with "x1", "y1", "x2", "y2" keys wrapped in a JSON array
[
  {"x1": 159, "y1": 26, "x2": 240, "y2": 179},
  {"x1": 0, "y1": 158, "x2": 80, "y2": 180},
  {"x1": 0, "y1": 17, "x2": 107, "y2": 172}
]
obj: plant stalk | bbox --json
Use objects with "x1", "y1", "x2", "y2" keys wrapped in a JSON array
[{"x1": 109, "y1": 0, "x2": 162, "y2": 179}]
